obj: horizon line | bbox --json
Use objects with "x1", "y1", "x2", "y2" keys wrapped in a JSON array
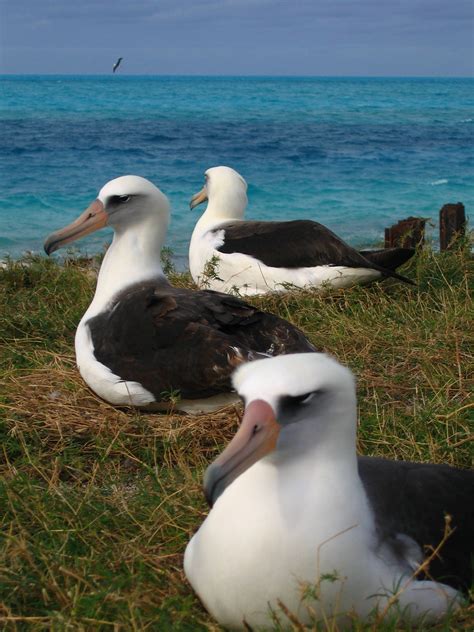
[{"x1": 1, "y1": 72, "x2": 473, "y2": 79}]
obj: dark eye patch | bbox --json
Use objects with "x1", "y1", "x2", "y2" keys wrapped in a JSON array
[
  {"x1": 278, "y1": 390, "x2": 322, "y2": 418},
  {"x1": 109, "y1": 195, "x2": 131, "y2": 205}
]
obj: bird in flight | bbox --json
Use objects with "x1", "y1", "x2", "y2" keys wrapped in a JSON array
[{"x1": 113, "y1": 57, "x2": 123, "y2": 73}]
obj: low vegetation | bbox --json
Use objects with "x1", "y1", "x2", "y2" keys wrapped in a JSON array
[{"x1": 0, "y1": 244, "x2": 472, "y2": 630}]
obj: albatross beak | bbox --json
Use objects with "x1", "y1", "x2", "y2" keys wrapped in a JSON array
[
  {"x1": 44, "y1": 199, "x2": 108, "y2": 255},
  {"x1": 204, "y1": 399, "x2": 280, "y2": 507},
  {"x1": 189, "y1": 185, "x2": 208, "y2": 210}
]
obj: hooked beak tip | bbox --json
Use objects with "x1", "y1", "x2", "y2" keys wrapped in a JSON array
[
  {"x1": 202, "y1": 399, "x2": 279, "y2": 508},
  {"x1": 44, "y1": 239, "x2": 56, "y2": 256},
  {"x1": 189, "y1": 186, "x2": 208, "y2": 210},
  {"x1": 42, "y1": 199, "x2": 107, "y2": 255},
  {"x1": 203, "y1": 461, "x2": 225, "y2": 508}
]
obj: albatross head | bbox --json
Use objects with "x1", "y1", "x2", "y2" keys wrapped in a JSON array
[
  {"x1": 189, "y1": 166, "x2": 248, "y2": 221},
  {"x1": 44, "y1": 175, "x2": 170, "y2": 254},
  {"x1": 204, "y1": 353, "x2": 357, "y2": 506}
]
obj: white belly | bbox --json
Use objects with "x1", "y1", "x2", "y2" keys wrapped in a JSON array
[{"x1": 184, "y1": 459, "x2": 459, "y2": 629}]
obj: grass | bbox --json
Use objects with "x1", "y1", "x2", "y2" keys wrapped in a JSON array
[{"x1": 0, "y1": 244, "x2": 472, "y2": 631}]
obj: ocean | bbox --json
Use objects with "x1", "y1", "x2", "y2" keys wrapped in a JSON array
[{"x1": 1, "y1": 75, "x2": 472, "y2": 268}]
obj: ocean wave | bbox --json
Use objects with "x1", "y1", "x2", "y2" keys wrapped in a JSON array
[{"x1": 1, "y1": 76, "x2": 473, "y2": 260}]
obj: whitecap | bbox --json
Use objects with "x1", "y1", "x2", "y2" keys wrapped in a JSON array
[{"x1": 430, "y1": 179, "x2": 448, "y2": 186}]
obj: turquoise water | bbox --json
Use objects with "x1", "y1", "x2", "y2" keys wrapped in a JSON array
[{"x1": 1, "y1": 75, "x2": 473, "y2": 267}]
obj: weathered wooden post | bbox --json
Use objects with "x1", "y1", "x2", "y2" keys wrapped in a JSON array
[
  {"x1": 439, "y1": 203, "x2": 466, "y2": 251},
  {"x1": 384, "y1": 217, "x2": 426, "y2": 249}
]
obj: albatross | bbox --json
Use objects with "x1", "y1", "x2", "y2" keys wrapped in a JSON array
[
  {"x1": 43, "y1": 176, "x2": 315, "y2": 414},
  {"x1": 112, "y1": 57, "x2": 123, "y2": 73},
  {"x1": 184, "y1": 353, "x2": 473, "y2": 628},
  {"x1": 189, "y1": 166, "x2": 414, "y2": 295}
]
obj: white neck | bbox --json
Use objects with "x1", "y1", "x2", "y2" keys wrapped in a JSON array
[
  {"x1": 270, "y1": 398, "x2": 363, "y2": 527},
  {"x1": 83, "y1": 214, "x2": 167, "y2": 320}
]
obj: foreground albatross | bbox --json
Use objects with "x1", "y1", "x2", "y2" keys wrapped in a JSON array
[
  {"x1": 44, "y1": 176, "x2": 315, "y2": 413},
  {"x1": 185, "y1": 354, "x2": 472, "y2": 628},
  {"x1": 189, "y1": 166, "x2": 414, "y2": 295}
]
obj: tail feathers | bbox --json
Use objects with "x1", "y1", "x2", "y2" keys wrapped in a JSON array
[
  {"x1": 381, "y1": 266, "x2": 415, "y2": 285},
  {"x1": 385, "y1": 269, "x2": 415, "y2": 285},
  {"x1": 360, "y1": 248, "x2": 415, "y2": 271},
  {"x1": 359, "y1": 248, "x2": 415, "y2": 285}
]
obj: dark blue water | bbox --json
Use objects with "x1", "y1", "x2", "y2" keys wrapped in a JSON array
[{"x1": 1, "y1": 75, "x2": 472, "y2": 267}]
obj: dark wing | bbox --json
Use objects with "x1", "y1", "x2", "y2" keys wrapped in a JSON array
[
  {"x1": 360, "y1": 248, "x2": 415, "y2": 271},
  {"x1": 112, "y1": 57, "x2": 123, "y2": 73},
  {"x1": 216, "y1": 220, "x2": 413, "y2": 284},
  {"x1": 86, "y1": 281, "x2": 315, "y2": 401},
  {"x1": 359, "y1": 456, "x2": 474, "y2": 592}
]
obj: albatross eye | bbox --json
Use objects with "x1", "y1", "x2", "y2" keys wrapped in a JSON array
[
  {"x1": 109, "y1": 194, "x2": 131, "y2": 205},
  {"x1": 279, "y1": 390, "x2": 322, "y2": 418},
  {"x1": 298, "y1": 392, "x2": 316, "y2": 405},
  {"x1": 287, "y1": 392, "x2": 317, "y2": 406}
]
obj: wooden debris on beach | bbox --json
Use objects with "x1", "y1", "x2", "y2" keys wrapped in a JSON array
[
  {"x1": 384, "y1": 217, "x2": 426, "y2": 249},
  {"x1": 439, "y1": 203, "x2": 466, "y2": 251}
]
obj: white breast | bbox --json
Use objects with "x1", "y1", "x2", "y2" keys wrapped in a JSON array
[
  {"x1": 184, "y1": 454, "x2": 459, "y2": 629},
  {"x1": 185, "y1": 456, "x2": 375, "y2": 628}
]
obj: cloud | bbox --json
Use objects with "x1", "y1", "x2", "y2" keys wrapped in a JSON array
[
  {"x1": 4, "y1": 0, "x2": 471, "y2": 26},
  {"x1": 1, "y1": 0, "x2": 472, "y2": 75}
]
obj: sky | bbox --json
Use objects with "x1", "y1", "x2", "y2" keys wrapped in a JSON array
[{"x1": 0, "y1": 0, "x2": 473, "y2": 76}]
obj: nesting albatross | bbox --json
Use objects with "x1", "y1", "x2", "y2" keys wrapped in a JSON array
[
  {"x1": 44, "y1": 176, "x2": 315, "y2": 414},
  {"x1": 189, "y1": 166, "x2": 414, "y2": 295},
  {"x1": 185, "y1": 353, "x2": 473, "y2": 628}
]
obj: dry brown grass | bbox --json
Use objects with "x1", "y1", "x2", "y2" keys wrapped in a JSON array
[{"x1": 0, "y1": 247, "x2": 472, "y2": 630}]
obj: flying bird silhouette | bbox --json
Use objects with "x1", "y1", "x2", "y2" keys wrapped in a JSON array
[{"x1": 113, "y1": 57, "x2": 123, "y2": 73}]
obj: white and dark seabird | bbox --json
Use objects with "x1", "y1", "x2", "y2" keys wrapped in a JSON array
[
  {"x1": 189, "y1": 166, "x2": 414, "y2": 295},
  {"x1": 185, "y1": 353, "x2": 473, "y2": 628},
  {"x1": 43, "y1": 176, "x2": 315, "y2": 414},
  {"x1": 112, "y1": 57, "x2": 123, "y2": 73}
]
